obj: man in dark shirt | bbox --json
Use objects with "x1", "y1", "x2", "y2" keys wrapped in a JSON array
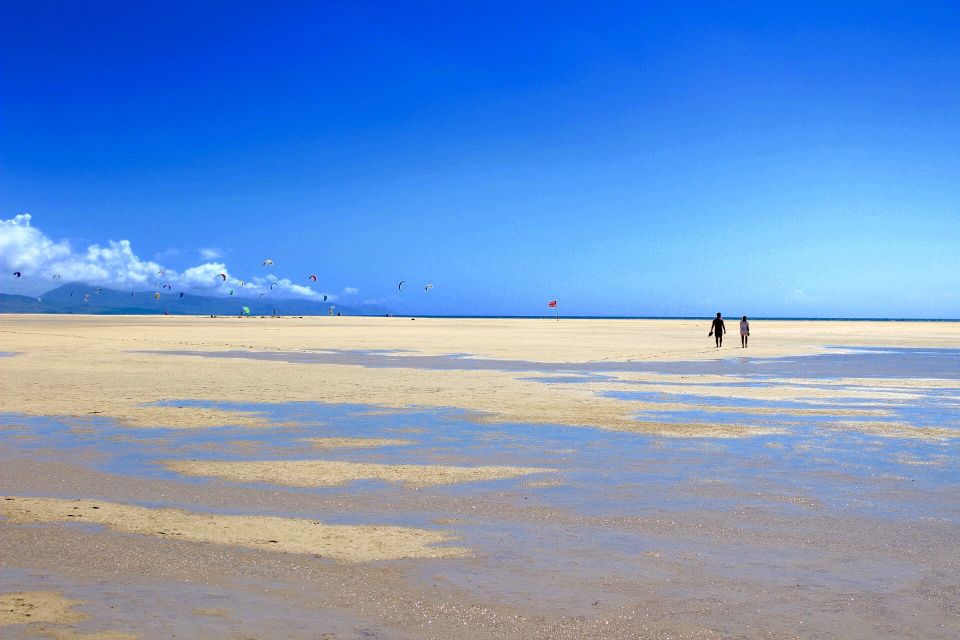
[{"x1": 709, "y1": 312, "x2": 726, "y2": 348}]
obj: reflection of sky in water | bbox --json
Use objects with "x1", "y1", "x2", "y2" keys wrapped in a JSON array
[
  {"x1": 2, "y1": 393, "x2": 958, "y2": 527},
  {"x1": 604, "y1": 389, "x2": 872, "y2": 410},
  {"x1": 145, "y1": 346, "x2": 960, "y2": 379},
  {"x1": 604, "y1": 388, "x2": 960, "y2": 431},
  {"x1": 522, "y1": 373, "x2": 617, "y2": 384},
  {"x1": 2, "y1": 348, "x2": 958, "y2": 538}
]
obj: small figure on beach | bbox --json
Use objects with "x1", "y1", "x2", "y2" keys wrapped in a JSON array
[
  {"x1": 709, "y1": 312, "x2": 726, "y2": 348},
  {"x1": 740, "y1": 315, "x2": 750, "y2": 348}
]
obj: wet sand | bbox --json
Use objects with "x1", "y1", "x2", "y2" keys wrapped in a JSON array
[{"x1": 1, "y1": 315, "x2": 958, "y2": 639}]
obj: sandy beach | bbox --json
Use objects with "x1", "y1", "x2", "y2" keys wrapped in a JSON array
[
  {"x1": 1, "y1": 315, "x2": 957, "y2": 433},
  {"x1": 1, "y1": 315, "x2": 959, "y2": 638}
]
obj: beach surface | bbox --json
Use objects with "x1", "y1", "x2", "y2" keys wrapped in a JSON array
[{"x1": 1, "y1": 315, "x2": 958, "y2": 638}]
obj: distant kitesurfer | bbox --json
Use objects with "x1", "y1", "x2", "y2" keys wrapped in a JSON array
[
  {"x1": 709, "y1": 312, "x2": 726, "y2": 348},
  {"x1": 740, "y1": 315, "x2": 750, "y2": 348}
]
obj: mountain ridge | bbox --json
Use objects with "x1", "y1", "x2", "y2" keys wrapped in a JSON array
[{"x1": 0, "y1": 283, "x2": 387, "y2": 316}]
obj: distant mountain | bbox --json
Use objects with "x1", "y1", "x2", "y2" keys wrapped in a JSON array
[{"x1": 0, "y1": 283, "x2": 389, "y2": 316}]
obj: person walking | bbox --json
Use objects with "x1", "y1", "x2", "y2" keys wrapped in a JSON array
[
  {"x1": 709, "y1": 312, "x2": 726, "y2": 348},
  {"x1": 740, "y1": 315, "x2": 750, "y2": 348}
]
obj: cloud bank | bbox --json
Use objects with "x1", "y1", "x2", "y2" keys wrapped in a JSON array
[{"x1": 0, "y1": 214, "x2": 333, "y2": 301}]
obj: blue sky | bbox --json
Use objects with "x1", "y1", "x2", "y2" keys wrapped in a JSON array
[{"x1": 1, "y1": 1, "x2": 958, "y2": 317}]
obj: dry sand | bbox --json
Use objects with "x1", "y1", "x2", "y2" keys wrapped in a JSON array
[
  {"x1": 3, "y1": 315, "x2": 955, "y2": 437},
  {"x1": 163, "y1": 459, "x2": 556, "y2": 488},
  {"x1": 0, "y1": 496, "x2": 467, "y2": 563}
]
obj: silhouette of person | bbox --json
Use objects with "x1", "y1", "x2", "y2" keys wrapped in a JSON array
[
  {"x1": 709, "y1": 312, "x2": 726, "y2": 348},
  {"x1": 740, "y1": 315, "x2": 750, "y2": 348}
]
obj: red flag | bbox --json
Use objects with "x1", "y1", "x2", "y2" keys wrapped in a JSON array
[{"x1": 547, "y1": 300, "x2": 557, "y2": 308}]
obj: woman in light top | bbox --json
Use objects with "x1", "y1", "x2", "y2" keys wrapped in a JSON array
[{"x1": 740, "y1": 315, "x2": 750, "y2": 348}]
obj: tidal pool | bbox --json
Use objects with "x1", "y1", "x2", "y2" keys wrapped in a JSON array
[
  {"x1": 144, "y1": 346, "x2": 960, "y2": 379},
  {"x1": 2, "y1": 345, "x2": 959, "y2": 638}
]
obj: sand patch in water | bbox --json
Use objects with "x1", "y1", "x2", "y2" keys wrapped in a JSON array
[
  {"x1": 0, "y1": 591, "x2": 85, "y2": 626},
  {"x1": 823, "y1": 421, "x2": 958, "y2": 442},
  {"x1": 627, "y1": 422, "x2": 788, "y2": 438},
  {"x1": 523, "y1": 478, "x2": 566, "y2": 488},
  {"x1": 164, "y1": 459, "x2": 554, "y2": 489},
  {"x1": 304, "y1": 437, "x2": 415, "y2": 449},
  {"x1": 34, "y1": 628, "x2": 138, "y2": 640},
  {"x1": 0, "y1": 496, "x2": 467, "y2": 563},
  {"x1": 115, "y1": 405, "x2": 283, "y2": 430}
]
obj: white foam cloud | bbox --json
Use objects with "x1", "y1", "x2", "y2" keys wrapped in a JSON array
[
  {"x1": 343, "y1": 286, "x2": 359, "y2": 295},
  {"x1": 0, "y1": 214, "x2": 324, "y2": 301}
]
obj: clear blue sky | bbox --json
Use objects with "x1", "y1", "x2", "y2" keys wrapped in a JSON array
[{"x1": 2, "y1": 1, "x2": 958, "y2": 317}]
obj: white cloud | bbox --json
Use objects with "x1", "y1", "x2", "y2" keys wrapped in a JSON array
[
  {"x1": 247, "y1": 275, "x2": 323, "y2": 300},
  {"x1": 0, "y1": 214, "x2": 325, "y2": 301},
  {"x1": 1, "y1": 213, "x2": 72, "y2": 270},
  {"x1": 180, "y1": 262, "x2": 229, "y2": 289},
  {"x1": 342, "y1": 286, "x2": 359, "y2": 295},
  {"x1": 1, "y1": 213, "x2": 163, "y2": 288},
  {"x1": 199, "y1": 247, "x2": 222, "y2": 260},
  {"x1": 154, "y1": 248, "x2": 183, "y2": 261},
  {"x1": 81, "y1": 240, "x2": 162, "y2": 286}
]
